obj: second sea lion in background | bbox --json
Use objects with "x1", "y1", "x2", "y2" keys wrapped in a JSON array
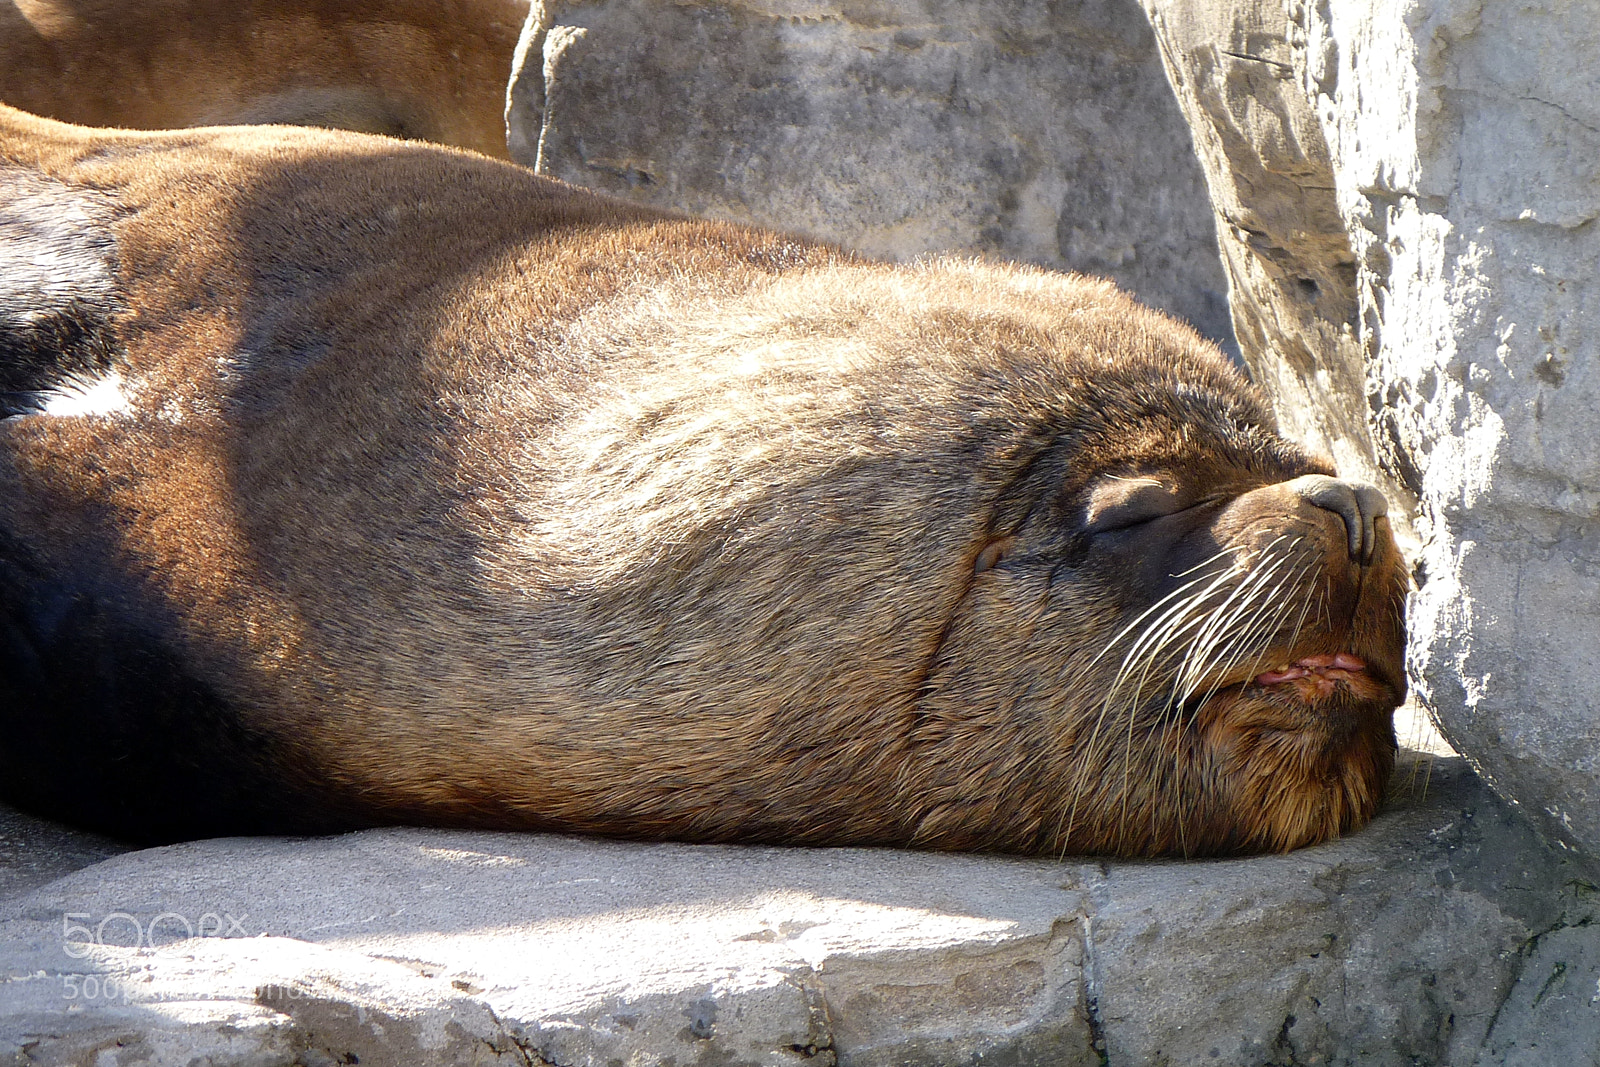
[{"x1": 0, "y1": 0, "x2": 527, "y2": 157}]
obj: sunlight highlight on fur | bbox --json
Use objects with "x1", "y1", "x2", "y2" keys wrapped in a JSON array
[{"x1": 35, "y1": 368, "x2": 131, "y2": 419}]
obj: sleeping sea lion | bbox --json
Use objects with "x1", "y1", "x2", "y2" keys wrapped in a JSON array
[
  {"x1": 0, "y1": 0, "x2": 526, "y2": 157},
  {"x1": 0, "y1": 103, "x2": 1407, "y2": 856}
]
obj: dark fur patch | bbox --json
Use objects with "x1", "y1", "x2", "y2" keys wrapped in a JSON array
[
  {"x1": 0, "y1": 166, "x2": 124, "y2": 415},
  {"x1": 0, "y1": 529, "x2": 360, "y2": 843}
]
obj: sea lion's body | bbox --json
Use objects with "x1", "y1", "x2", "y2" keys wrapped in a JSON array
[
  {"x1": 0, "y1": 105, "x2": 1407, "y2": 855},
  {"x1": 0, "y1": 0, "x2": 525, "y2": 157}
]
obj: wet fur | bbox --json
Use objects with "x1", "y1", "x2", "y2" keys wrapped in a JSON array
[
  {"x1": 0, "y1": 0, "x2": 525, "y2": 157},
  {"x1": 0, "y1": 104, "x2": 1406, "y2": 854}
]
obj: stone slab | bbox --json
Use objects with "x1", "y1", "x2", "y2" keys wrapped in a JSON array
[
  {"x1": 0, "y1": 806, "x2": 128, "y2": 907},
  {"x1": 0, "y1": 757, "x2": 1591, "y2": 1066}
]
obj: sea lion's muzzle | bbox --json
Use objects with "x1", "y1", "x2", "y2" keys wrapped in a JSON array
[{"x1": 1169, "y1": 472, "x2": 1405, "y2": 711}]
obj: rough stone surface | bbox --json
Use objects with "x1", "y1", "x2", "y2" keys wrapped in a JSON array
[
  {"x1": 1140, "y1": 0, "x2": 1600, "y2": 868},
  {"x1": 1478, "y1": 922, "x2": 1600, "y2": 1067},
  {"x1": 506, "y1": 0, "x2": 1237, "y2": 351},
  {"x1": 1134, "y1": 0, "x2": 1416, "y2": 540},
  {"x1": 0, "y1": 805, "x2": 128, "y2": 905},
  {"x1": 1, "y1": 759, "x2": 1595, "y2": 1066}
]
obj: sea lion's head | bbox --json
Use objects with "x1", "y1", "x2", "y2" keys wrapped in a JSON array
[{"x1": 908, "y1": 317, "x2": 1406, "y2": 857}]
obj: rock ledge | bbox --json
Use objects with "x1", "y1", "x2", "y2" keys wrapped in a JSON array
[{"x1": 2, "y1": 758, "x2": 1594, "y2": 1066}]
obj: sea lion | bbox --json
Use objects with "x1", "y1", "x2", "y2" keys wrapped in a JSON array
[
  {"x1": 0, "y1": 0, "x2": 526, "y2": 157},
  {"x1": 0, "y1": 103, "x2": 1408, "y2": 856}
]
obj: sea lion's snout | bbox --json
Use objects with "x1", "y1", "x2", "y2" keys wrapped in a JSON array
[
  {"x1": 1203, "y1": 473, "x2": 1404, "y2": 701},
  {"x1": 1289, "y1": 474, "x2": 1389, "y2": 565}
]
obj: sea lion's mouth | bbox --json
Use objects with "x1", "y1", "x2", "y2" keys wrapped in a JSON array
[
  {"x1": 1186, "y1": 650, "x2": 1396, "y2": 715},
  {"x1": 1255, "y1": 652, "x2": 1366, "y2": 686},
  {"x1": 1252, "y1": 652, "x2": 1381, "y2": 701}
]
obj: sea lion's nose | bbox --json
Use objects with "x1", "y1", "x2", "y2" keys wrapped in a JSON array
[{"x1": 1290, "y1": 475, "x2": 1388, "y2": 564}]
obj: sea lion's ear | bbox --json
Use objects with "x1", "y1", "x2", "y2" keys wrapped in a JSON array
[
  {"x1": 1081, "y1": 475, "x2": 1183, "y2": 535},
  {"x1": 972, "y1": 536, "x2": 1017, "y2": 574}
]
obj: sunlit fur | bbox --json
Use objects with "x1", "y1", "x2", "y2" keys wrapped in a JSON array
[{"x1": 0, "y1": 105, "x2": 1406, "y2": 853}]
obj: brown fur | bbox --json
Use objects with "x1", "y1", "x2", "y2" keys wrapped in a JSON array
[
  {"x1": 0, "y1": 104, "x2": 1407, "y2": 855},
  {"x1": 0, "y1": 0, "x2": 525, "y2": 157}
]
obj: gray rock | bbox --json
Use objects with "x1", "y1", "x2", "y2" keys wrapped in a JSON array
[
  {"x1": 1134, "y1": 0, "x2": 1416, "y2": 541},
  {"x1": 0, "y1": 804, "x2": 129, "y2": 906},
  {"x1": 1, "y1": 758, "x2": 1594, "y2": 1066},
  {"x1": 507, "y1": 0, "x2": 1237, "y2": 352},
  {"x1": 1139, "y1": 0, "x2": 1600, "y2": 868},
  {"x1": 1479, "y1": 920, "x2": 1600, "y2": 1067}
]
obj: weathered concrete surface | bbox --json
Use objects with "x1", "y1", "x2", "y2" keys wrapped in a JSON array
[
  {"x1": 1140, "y1": 0, "x2": 1600, "y2": 868},
  {"x1": 0, "y1": 759, "x2": 1593, "y2": 1066},
  {"x1": 507, "y1": 0, "x2": 1237, "y2": 351}
]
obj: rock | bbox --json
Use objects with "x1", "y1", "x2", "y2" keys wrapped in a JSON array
[
  {"x1": 0, "y1": 804, "x2": 128, "y2": 905},
  {"x1": 1138, "y1": 0, "x2": 1600, "y2": 867},
  {"x1": 1478, "y1": 922, "x2": 1600, "y2": 1067},
  {"x1": 2, "y1": 759, "x2": 1595, "y2": 1066},
  {"x1": 1134, "y1": 1, "x2": 1414, "y2": 528},
  {"x1": 506, "y1": 0, "x2": 1237, "y2": 352}
]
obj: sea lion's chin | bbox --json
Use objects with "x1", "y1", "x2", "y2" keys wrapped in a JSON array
[{"x1": 1180, "y1": 647, "x2": 1401, "y2": 855}]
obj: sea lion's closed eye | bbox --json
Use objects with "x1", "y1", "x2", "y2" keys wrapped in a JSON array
[{"x1": 1082, "y1": 476, "x2": 1187, "y2": 535}]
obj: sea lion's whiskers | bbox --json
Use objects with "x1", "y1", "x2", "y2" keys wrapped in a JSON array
[
  {"x1": 1284, "y1": 559, "x2": 1321, "y2": 650},
  {"x1": 1186, "y1": 547, "x2": 1322, "y2": 703},
  {"x1": 1115, "y1": 543, "x2": 1302, "y2": 849},
  {"x1": 1111, "y1": 539, "x2": 1294, "y2": 783},
  {"x1": 1061, "y1": 554, "x2": 1247, "y2": 851},
  {"x1": 1097, "y1": 559, "x2": 1249, "y2": 706},
  {"x1": 1167, "y1": 554, "x2": 1302, "y2": 728},
  {"x1": 1083, "y1": 548, "x2": 1242, "y2": 672},
  {"x1": 1151, "y1": 550, "x2": 1325, "y2": 847},
  {"x1": 1152, "y1": 559, "x2": 1316, "y2": 855},
  {"x1": 1171, "y1": 537, "x2": 1296, "y2": 698},
  {"x1": 1060, "y1": 597, "x2": 1215, "y2": 852},
  {"x1": 1083, "y1": 573, "x2": 1233, "y2": 764},
  {"x1": 1066, "y1": 568, "x2": 1238, "y2": 785},
  {"x1": 1167, "y1": 564, "x2": 1312, "y2": 776},
  {"x1": 1225, "y1": 558, "x2": 1321, "y2": 701},
  {"x1": 1147, "y1": 547, "x2": 1295, "y2": 729},
  {"x1": 1202, "y1": 551, "x2": 1324, "y2": 717},
  {"x1": 1126, "y1": 537, "x2": 1294, "y2": 694}
]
